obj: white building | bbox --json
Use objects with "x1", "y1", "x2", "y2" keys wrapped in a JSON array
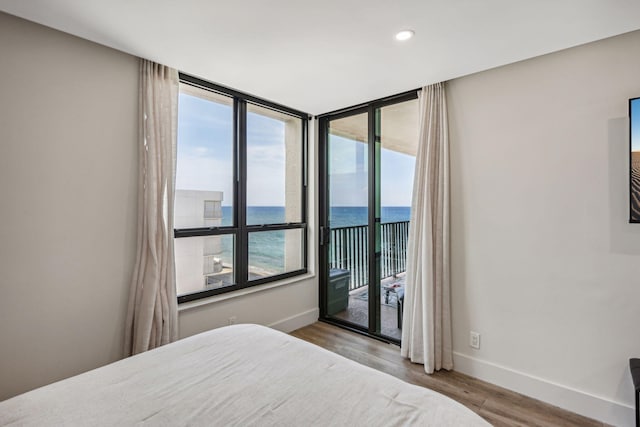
[{"x1": 174, "y1": 189, "x2": 228, "y2": 295}]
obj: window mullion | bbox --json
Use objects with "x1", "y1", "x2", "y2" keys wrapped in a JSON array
[
  {"x1": 237, "y1": 98, "x2": 248, "y2": 287},
  {"x1": 302, "y1": 119, "x2": 308, "y2": 270}
]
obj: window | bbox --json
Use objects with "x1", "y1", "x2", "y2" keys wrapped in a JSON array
[
  {"x1": 174, "y1": 74, "x2": 308, "y2": 303},
  {"x1": 203, "y1": 200, "x2": 221, "y2": 220}
]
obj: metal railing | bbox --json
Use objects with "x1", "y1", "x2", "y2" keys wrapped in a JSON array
[{"x1": 329, "y1": 221, "x2": 409, "y2": 291}]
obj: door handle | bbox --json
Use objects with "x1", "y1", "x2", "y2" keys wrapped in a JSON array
[{"x1": 320, "y1": 226, "x2": 331, "y2": 245}]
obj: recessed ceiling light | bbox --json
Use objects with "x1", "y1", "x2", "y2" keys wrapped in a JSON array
[{"x1": 395, "y1": 30, "x2": 415, "y2": 41}]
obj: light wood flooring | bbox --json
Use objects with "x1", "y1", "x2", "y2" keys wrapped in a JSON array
[{"x1": 291, "y1": 321, "x2": 607, "y2": 427}]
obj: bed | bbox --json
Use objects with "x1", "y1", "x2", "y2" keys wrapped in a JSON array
[{"x1": 0, "y1": 324, "x2": 490, "y2": 426}]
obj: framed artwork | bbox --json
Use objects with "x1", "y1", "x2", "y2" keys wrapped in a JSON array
[{"x1": 631, "y1": 97, "x2": 640, "y2": 223}]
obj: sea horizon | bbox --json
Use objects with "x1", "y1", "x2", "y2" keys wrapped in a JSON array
[
  {"x1": 216, "y1": 206, "x2": 411, "y2": 273},
  {"x1": 220, "y1": 205, "x2": 410, "y2": 227}
]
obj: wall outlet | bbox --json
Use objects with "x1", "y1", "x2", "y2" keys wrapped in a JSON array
[
  {"x1": 228, "y1": 316, "x2": 237, "y2": 325},
  {"x1": 469, "y1": 331, "x2": 480, "y2": 349}
]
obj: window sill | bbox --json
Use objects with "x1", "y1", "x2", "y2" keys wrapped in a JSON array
[{"x1": 177, "y1": 272, "x2": 316, "y2": 313}]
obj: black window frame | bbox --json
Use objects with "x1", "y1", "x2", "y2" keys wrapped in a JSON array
[{"x1": 175, "y1": 73, "x2": 309, "y2": 304}]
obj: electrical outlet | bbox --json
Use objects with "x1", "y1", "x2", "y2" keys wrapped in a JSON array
[
  {"x1": 228, "y1": 316, "x2": 237, "y2": 325},
  {"x1": 470, "y1": 331, "x2": 480, "y2": 349}
]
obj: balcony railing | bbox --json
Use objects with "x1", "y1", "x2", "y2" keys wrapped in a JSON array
[{"x1": 329, "y1": 220, "x2": 409, "y2": 291}]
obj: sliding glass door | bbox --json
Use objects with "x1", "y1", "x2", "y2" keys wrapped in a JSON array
[
  {"x1": 319, "y1": 92, "x2": 418, "y2": 342},
  {"x1": 325, "y1": 110, "x2": 370, "y2": 329}
]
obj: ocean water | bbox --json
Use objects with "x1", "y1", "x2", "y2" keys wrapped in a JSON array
[
  {"x1": 220, "y1": 206, "x2": 411, "y2": 227},
  {"x1": 329, "y1": 206, "x2": 411, "y2": 228},
  {"x1": 216, "y1": 206, "x2": 410, "y2": 274}
]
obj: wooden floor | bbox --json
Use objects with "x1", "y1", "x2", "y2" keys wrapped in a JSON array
[{"x1": 291, "y1": 322, "x2": 606, "y2": 427}]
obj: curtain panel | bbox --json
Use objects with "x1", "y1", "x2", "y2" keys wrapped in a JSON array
[
  {"x1": 124, "y1": 60, "x2": 179, "y2": 356},
  {"x1": 400, "y1": 82, "x2": 452, "y2": 374}
]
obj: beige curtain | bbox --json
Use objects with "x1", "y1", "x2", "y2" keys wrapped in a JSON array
[
  {"x1": 400, "y1": 82, "x2": 452, "y2": 374},
  {"x1": 124, "y1": 60, "x2": 179, "y2": 356}
]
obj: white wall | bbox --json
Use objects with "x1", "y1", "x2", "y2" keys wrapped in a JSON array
[
  {"x1": 0, "y1": 12, "x2": 318, "y2": 402},
  {"x1": 178, "y1": 276, "x2": 318, "y2": 338},
  {"x1": 448, "y1": 30, "x2": 640, "y2": 426},
  {"x1": 0, "y1": 12, "x2": 138, "y2": 401}
]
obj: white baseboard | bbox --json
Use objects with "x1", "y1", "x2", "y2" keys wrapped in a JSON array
[
  {"x1": 268, "y1": 308, "x2": 319, "y2": 333},
  {"x1": 453, "y1": 352, "x2": 634, "y2": 427}
]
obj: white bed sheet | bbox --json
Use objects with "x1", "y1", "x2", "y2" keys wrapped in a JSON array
[{"x1": 0, "y1": 324, "x2": 490, "y2": 426}]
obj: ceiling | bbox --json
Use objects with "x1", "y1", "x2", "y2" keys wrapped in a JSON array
[{"x1": 1, "y1": 1, "x2": 640, "y2": 115}]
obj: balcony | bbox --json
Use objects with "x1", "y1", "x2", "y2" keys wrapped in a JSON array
[{"x1": 328, "y1": 220, "x2": 408, "y2": 341}]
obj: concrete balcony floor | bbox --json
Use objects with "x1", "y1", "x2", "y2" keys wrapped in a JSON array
[{"x1": 331, "y1": 274, "x2": 405, "y2": 341}]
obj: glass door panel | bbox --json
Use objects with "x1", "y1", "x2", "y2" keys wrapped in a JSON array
[
  {"x1": 326, "y1": 112, "x2": 369, "y2": 329},
  {"x1": 378, "y1": 99, "x2": 418, "y2": 341}
]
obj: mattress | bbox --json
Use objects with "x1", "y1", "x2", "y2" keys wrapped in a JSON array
[{"x1": 0, "y1": 324, "x2": 490, "y2": 426}]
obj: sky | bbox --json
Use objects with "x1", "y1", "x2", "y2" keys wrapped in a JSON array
[
  {"x1": 177, "y1": 92, "x2": 415, "y2": 208},
  {"x1": 632, "y1": 98, "x2": 640, "y2": 152},
  {"x1": 329, "y1": 135, "x2": 414, "y2": 206},
  {"x1": 177, "y1": 92, "x2": 288, "y2": 206}
]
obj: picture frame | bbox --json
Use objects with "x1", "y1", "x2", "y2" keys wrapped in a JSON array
[{"x1": 631, "y1": 97, "x2": 640, "y2": 223}]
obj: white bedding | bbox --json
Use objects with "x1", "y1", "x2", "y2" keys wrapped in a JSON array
[{"x1": 0, "y1": 324, "x2": 490, "y2": 426}]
